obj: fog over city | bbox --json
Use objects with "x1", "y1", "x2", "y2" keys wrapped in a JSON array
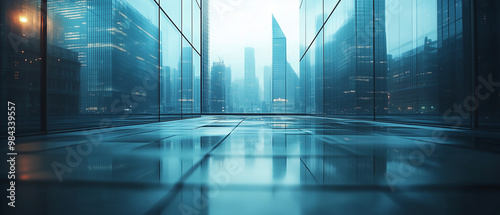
[{"x1": 210, "y1": 0, "x2": 300, "y2": 84}]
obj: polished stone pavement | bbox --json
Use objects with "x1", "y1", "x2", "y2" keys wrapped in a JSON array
[{"x1": 4, "y1": 116, "x2": 500, "y2": 215}]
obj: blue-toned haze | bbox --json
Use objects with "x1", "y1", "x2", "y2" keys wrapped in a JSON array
[{"x1": 210, "y1": 0, "x2": 300, "y2": 87}]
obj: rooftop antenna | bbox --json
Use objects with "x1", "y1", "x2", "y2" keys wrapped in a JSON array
[{"x1": 217, "y1": 55, "x2": 224, "y2": 63}]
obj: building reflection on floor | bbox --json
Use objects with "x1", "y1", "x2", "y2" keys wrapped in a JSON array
[{"x1": 7, "y1": 116, "x2": 500, "y2": 215}]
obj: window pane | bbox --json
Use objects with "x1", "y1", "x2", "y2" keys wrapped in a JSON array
[
  {"x1": 193, "y1": 0, "x2": 201, "y2": 52},
  {"x1": 1, "y1": 0, "x2": 41, "y2": 134},
  {"x1": 323, "y1": 0, "x2": 357, "y2": 117},
  {"x1": 193, "y1": 50, "x2": 201, "y2": 116},
  {"x1": 477, "y1": 0, "x2": 500, "y2": 129},
  {"x1": 161, "y1": 14, "x2": 182, "y2": 121},
  {"x1": 47, "y1": 0, "x2": 159, "y2": 131},
  {"x1": 183, "y1": 0, "x2": 192, "y2": 42},
  {"x1": 300, "y1": 1, "x2": 306, "y2": 57},
  {"x1": 162, "y1": 0, "x2": 181, "y2": 28},
  {"x1": 376, "y1": 0, "x2": 470, "y2": 126},
  {"x1": 305, "y1": 0, "x2": 323, "y2": 49},
  {"x1": 305, "y1": 29, "x2": 323, "y2": 115},
  {"x1": 182, "y1": 38, "x2": 193, "y2": 117},
  {"x1": 324, "y1": 0, "x2": 340, "y2": 20}
]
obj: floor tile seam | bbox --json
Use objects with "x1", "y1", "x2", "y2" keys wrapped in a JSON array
[
  {"x1": 144, "y1": 117, "x2": 248, "y2": 214},
  {"x1": 299, "y1": 158, "x2": 320, "y2": 184}
]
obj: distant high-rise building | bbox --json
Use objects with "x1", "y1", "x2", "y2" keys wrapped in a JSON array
[
  {"x1": 286, "y1": 63, "x2": 300, "y2": 112},
  {"x1": 388, "y1": 37, "x2": 439, "y2": 114},
  {"x1": 225, "y1": 66, "x2": 232, "y2": 112},
  {"x1": 436, "y1": 0, "x2": 471, "y2": 116},
  {"x1": 244, "y1": 47, "x2": 258, "y2": 112},
  {"x1": 255, "y1": 76, "x2": 261, "y2": 112},
  {"x1": 48, "y1": 0, "x2": 159, "y2": 114},
  {"x1": 182, "y1": 46, "x2": 194, "y2": 114},
  {"x1": 233, "y1": 79, "x2": 246, "y2": 113},
  {"x1": 210, "y1": 60, "x2": 226, "y2": 113},
  {"x1": 263, "y1": 66, "x2": 272, "y2": 112},
  {"x1": 202, "y1": 0, "x2": 211, "y2": 113},
  {"x1": 272, "y1": 15, "x2": 287, "y2": 112},
  {"x1": 321, "y1": 0, "x2": 387, "y2": 116}
]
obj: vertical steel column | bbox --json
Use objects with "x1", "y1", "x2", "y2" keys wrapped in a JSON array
[
  {"x1": 40, "y1": 0, "x2": 48, "y2": 133},
  {"x1": 158, "y1": 5, "x2": 161, "y2": 122},
  {"x1": 471, "y1": 0, "x2": 478, "y2": 129},
  {"x1": 199, "y1": 2, "x2": 202, "y2": 116},
  {"x1": 373, "y1": 0, "x2": 376, "y2": 121}
]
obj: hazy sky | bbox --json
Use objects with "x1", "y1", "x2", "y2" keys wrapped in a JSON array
[{"x1": 210, "y1": 0, "x2": 300, "y2": 84}]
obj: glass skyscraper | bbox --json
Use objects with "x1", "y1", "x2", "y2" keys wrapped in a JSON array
[
  {"x1": 300, "y1": 0, "x2": 499, "y2": 129},
  {"x1": 202, "y1": 0, "x2": 211, "y2": 113},
  {"x1": 263, "y1": 65, "x2": 272, "y2": 112},
  {"x1": 272, "y1": 15, "x2": 288, "y2": 113},
  {"x1": 244, "y1": 47, "x2": 258, "y2": 113},
  {"x1": 210, "y1": 60, "x2": 227, "y2": 113},
  {"x1": 2, "y1": 0, "x2": 499, "y2": 131},
  {"x1": 1, "y1": 0, "x2": 201, "y2": 133},
  {"x1": 3, "y1": 1, "x2": 500, "y2": 214},
  {"x1": 272, "y1": 15, "x2": 301, "y2": 114}
]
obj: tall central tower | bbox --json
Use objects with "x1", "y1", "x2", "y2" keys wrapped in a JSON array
[{"x1": 272, "y1": 15, "x2": 287, "y2": 113}]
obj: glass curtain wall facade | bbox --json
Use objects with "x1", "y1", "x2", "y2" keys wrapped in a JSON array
[
  {"x1": 1, "y1": 0, "x2": 202, "y2": 134},
  {"x1": 301, "y1": 0, "x2": 500, "y2": 129},
  {"x1": 201, "y1": 0, "x2": 210, "y2": 113},
  {"x1": 476, "y1": 0, "x2": 500, "y2": 130},
  {"x1": 1, "y1": 0, "x2": 42, "y2": 135}
]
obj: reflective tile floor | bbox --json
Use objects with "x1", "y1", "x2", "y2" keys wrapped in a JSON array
[{"x1": 3, "y1": 116, "x2": 500, "y2": 215}]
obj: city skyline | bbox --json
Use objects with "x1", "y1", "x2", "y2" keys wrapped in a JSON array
[
  {"x1": 204, "y1": 14, "x2": 299, "y2": 113},
  {"x1": 210, "y1": 0, "x2": 300, "y2": 89},
  {"x1": 2, "y1": 0, "x2": 498, "y2": 121},
  {"x1": 2, "y1": 1, "x2": 500, "y2": 213}
]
